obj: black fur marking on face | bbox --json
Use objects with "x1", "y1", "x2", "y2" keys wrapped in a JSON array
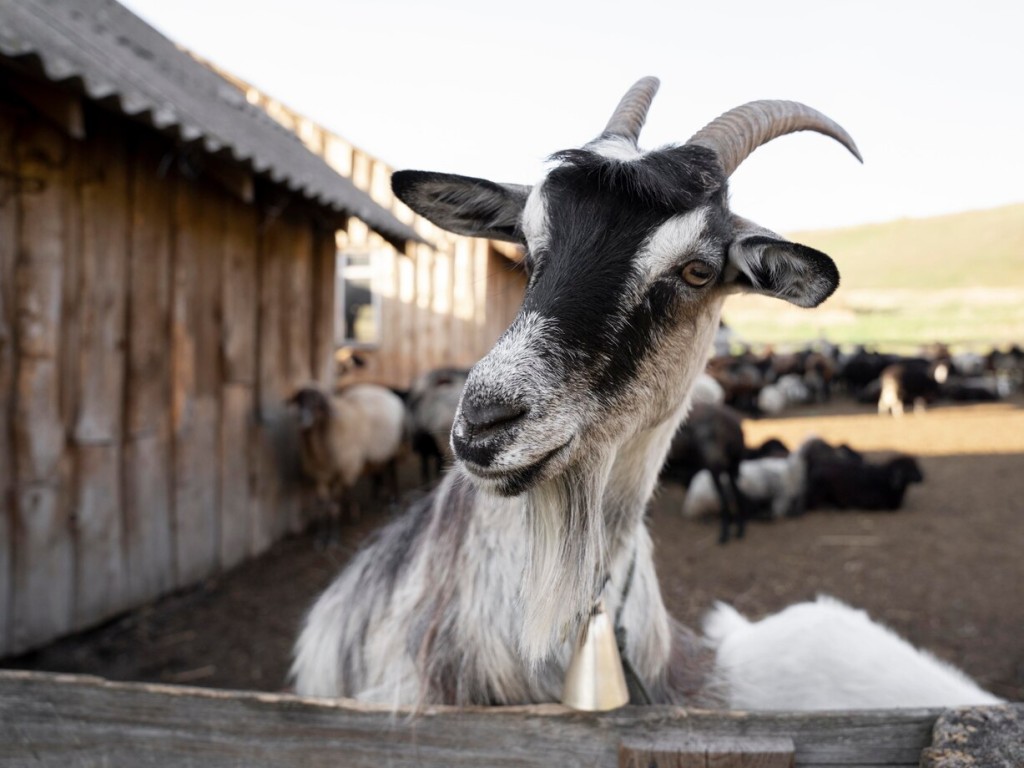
[{"x1": 520, "y1": 147, "x2": 729, "y2": 398}]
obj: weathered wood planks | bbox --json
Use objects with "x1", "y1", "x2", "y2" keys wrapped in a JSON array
[
  {"x1": 73, "y1": 114, "x2": 130, "y2": 627},
  {"x1": 0, "y1": 100, "x2": 18, "y2": 657},
  {"x1": 0, "y1": 98, "x2": 336, "y2": 656},
  {"x1": 11, "y1": 118, "x2": 74, "y2": 653},
  {"x1": 0, "y1": 670, "x2": 973, "y2": 768},
  {"x1": 123, "y1": 133, "x2": 176, "y2": 606}
]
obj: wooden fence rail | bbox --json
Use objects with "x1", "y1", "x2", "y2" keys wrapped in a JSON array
[{"x1": 1, "y1": 670, "x2": 1019, "y2": 767}]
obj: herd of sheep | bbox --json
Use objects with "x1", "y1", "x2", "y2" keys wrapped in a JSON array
[
  {"x1": 286, "y1": 339, "x2": 1023, "y2": 545},
  {"x1": 707, "y1": 338, "x2": 1023, "y2": 418}
]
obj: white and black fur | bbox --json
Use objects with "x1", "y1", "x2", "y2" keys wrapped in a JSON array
[{"x1": 292, "y1": 78, "x2": 997, "y2": 709}]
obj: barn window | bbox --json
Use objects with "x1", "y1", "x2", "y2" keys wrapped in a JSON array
[{"x1": 336, "y1": 251, "x2": 381, "y2": 347}]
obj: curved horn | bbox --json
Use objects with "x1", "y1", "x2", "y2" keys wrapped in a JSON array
[
  {"x1": 601, "y1": 76, "x2": 660, "y2": 144},
  {"x1": 686, "y1": 100, "x2": 862, "y2": 177}
]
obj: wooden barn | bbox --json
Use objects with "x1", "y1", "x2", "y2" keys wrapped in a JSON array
[
  {"x1": 0, "y1": 0, "x2": 433, "y2": 658},
  {"x1": 223, "y1": 73, "x2": 529, "y2": 391}
]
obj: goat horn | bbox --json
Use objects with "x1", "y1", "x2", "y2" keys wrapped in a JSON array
[
  {"x1": 601, "y1": 76, "x2": 660, "y2": 144},
  {"x1": 686, "y1": 100, "x2": 862, "y2": 177}
]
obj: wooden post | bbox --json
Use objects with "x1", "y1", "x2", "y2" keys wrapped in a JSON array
[
  {"x1": 280, "y1": 213, "x2": 312, "y2": 533},
  {"x1": 309, "y1": 225, "x2": 336, "y2": 388},
  {"x1": 123, "y1": 133, "x2": 176, "y2": 605},
  {"x1": 430, "y1": 247, "x2": 452, "y2": 368},
  {"x1": 219, "y1": 198, "x2": 258, "y2": 570},
  {"x1": 10, "y1": 118, "x2": 73, "y2": 652},
  {"x1": 0, "y1": 97, "x2": 18, "y2": 656},
  {"x1": 72, "y1": 115, "x2": 130, "y2": 627},
  {"x1": 171, "y1": 179, "x2": 223, "y2": 586},
  {"x1": 415, "y1": 243, "x2": 434, "y2": 374},
  {"x1": 252, "y1": 201, "x2": 303, "y2": 552},
  {"x1": 397, "y1": 244, "x2": 416, "y2": 387},
  {"x1": 451, "y1": 238, "x2": 473, "y2": 368}
]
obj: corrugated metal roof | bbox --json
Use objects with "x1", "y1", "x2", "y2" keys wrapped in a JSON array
[{"x1": 0, "y1": 0, "x2": 423, "y2": 247}]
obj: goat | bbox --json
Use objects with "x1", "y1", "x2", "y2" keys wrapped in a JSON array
[
  {"x1": 704, "y1": 596, "x2": 1004, "y2": 709},
  {"x1": 878, "y1": 358, "x2": 949, "y2": 416},
  {"x1": 683, "y1": 451, "x2": 806, "y2": 521},
  {"x1": 806, "y1": 451, "x2": 924, "y2": 511},
  {"x1": 288, "y1": 384, "x2": 406, "y2": 543},
  {"x1": 293, "y1": 78, "x2": 996, "y2": 709}
]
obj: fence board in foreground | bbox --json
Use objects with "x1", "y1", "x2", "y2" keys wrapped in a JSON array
[{"x1": 0, "y1": 670, "x2": 1018, "y2": 767}]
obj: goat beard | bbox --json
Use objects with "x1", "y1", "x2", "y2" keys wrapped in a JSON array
[{"x1": 517, "y1": 453, "x2": 615, "y2": 665}]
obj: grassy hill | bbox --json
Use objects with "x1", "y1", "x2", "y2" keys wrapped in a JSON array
[{"x1": 723, "y1": 203, "x2": 1024, "y2": 350}]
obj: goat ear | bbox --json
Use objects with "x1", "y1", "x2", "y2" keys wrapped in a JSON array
[
  {"x1": 726, "y1": 217, "x2": 839, "y2": 308},
  {"x1": 391, "y1": 170, "x2": 530, "y2": 243}
]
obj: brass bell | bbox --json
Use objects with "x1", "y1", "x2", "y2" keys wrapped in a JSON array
[{"x1": 560, "y1": 598, "x2": 629, "y2": 711}]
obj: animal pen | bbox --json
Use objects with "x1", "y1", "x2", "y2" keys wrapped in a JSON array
[{"x1": 1, "y1": 3, "x2": 1020, "y2": 767}]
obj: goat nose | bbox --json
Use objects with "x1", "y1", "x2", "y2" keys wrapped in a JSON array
[
  {"x1": 460, "y1": 398, "x2": 528, "y2": 436},
  {"x1": 453, "y1": 396, "x2": 529, "y2": 468}
]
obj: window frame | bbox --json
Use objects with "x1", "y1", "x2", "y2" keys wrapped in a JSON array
[{"x1": 335, "y1": 249, "x2": 382, "y2": 349}]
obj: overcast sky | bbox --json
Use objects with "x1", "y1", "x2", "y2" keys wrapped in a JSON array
[{"x1": 121, "y1": 0, "x2": 1023, "y2": 233}]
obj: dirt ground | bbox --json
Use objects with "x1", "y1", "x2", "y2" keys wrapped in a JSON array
[{"x1": 7, "y1": 397, "x2": 1023, "y2": 702}]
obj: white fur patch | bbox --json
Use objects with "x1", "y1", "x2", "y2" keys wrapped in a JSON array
[
  {"x1": 706, "y1": 596, "x2": 1004, "y2": 709},
  {"x1": 521, "y1": 182, "x2": 550, "y2": 255},
  {"x1": 589, "y1": 135, "x2": 645, "y2": 163},
  {"x1": 625, "y1": 208, "x2": 710, "y2": 306}
]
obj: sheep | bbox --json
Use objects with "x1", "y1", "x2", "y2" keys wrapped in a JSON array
[
  {"x1": 801, "y1": 349, "x2": 836, "y2": 402},
  {"x1": 798, "y1": 435, "x2": 864, "y2": 469},
  {"x1": 837, "y1": 347, "x2": 898, "y2": 397},
  {"x1": 987, "y1": 343, "x2": 1024, "y2": 392},
  {"x1": 744, "y1": 437, "x2": 790, "y2": 461},
  {"x1": 757, "y1": 373, "x2": 810, "y2": 416},
  {"x1": 878, "y1": 358, "x2": 949, "y2": 416},
  {"x1": 663, "y1": 403, "x2": 750, "y2": 543},
  {"x1": 405, "y1": 367, "x2": 470, "y2": 483},
  {"x1": 943, "y1": 375, "x2": 1004, "y2": 402},
  {"x1": 334, "y1": 347, "x2": 367, "y2": 381},
  {"x1": 292, "y1": 78, "x2": 998, "y2": 710},
  {"x1": 691, "y1": 370, "x2": 726, "y2": 406},
  {"x1": 755, "y1": 383, "x2": 786, "y2": 416},
  {"x1": 288, "y1": 383, "x2": 406, "y2": 543},
  {"x1": 704, "y1": 596, "x2": 1004, "y2": 709},
  {"x1": 683, "y1": 450, "x2": 806, "y2": 522},
  {"x1": 706, "y1": 353, "x2": 764, "y2": 415},
  {"x1": 805, "y1": 452, "x2": 924, "y2": 511}
]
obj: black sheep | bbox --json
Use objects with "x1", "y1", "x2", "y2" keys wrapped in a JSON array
[{"x1": 807, "y1": 454, "x2": 924, "y2": 511}]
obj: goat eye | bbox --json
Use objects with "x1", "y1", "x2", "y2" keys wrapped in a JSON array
[{"x1": 681, "y1": 260, "x2": 715, "y2": 287}]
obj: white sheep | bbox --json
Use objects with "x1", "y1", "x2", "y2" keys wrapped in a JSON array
[
  {"x1": 683, "y1": 452, "x2": 806, "y2": 520},
  {"x1": 691, "y1": 371, "x2": 726, "y2": 405},
  {"x1": 704, "y1": 596, "x2": 1005, "y2": 709},
  {"x1": 288, "y1": 383, "x2": 406, "y2": 541},
  {"x1": 756, "y1": 384, "x2": 786, "y2": 416}
]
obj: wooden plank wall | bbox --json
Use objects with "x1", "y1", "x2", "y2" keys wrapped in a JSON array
[{"x1": 0, "y1": 96, "x2": 334, "y2": 657}]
